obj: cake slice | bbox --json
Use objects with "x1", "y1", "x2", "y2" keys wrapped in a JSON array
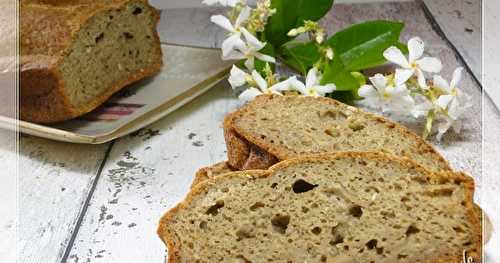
[
  {"x1": 224, "y1": 95, "x2": 451, "y2": 172},
  {"x1": 20, "y1": 0, "x2": 163, "y2": 123},
  {"x1": 159, "y1": 152, "x2": 481, "y2": 262}
]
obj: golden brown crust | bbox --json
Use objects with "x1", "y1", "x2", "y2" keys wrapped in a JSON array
[
  {"x1": 224, "y1": 95, "x2": 452, "y2": 173},
  {"x1": 19, "y1": 0, "x2": 163, "y2": 123},
  {"x1": 158, "y1": 152, "x2": 482, "y2": 263},
  {"x1": 190, "y1": 161, "x2": 234, "y2": 189}
]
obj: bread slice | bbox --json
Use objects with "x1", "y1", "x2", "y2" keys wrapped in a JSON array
[
  {"x1": 190, "y1": 161, "x2": 234, "y2": 189},
  {"x1": 20, "y1": 0, "x2": 163, "y2": 123},
  {"x1": 224, "y1": 95, "x2": 451, "y2": 173},
  {"x1": 158, "y1": 152, "x2": 481, "y2": 262}
]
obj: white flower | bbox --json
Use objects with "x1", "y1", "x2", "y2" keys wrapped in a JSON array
[
  {"x1": 210, "y1": 6, "x2": 251, "y2": 57},
  {"x1": 383, "y1": 37, "x2": 443, "y2": 88},
  {"x1": 224, "y1": 28, "x2": 275, "y2": 69},
  {"x1": 432, "y1": 67, "x2": 469, "y2": 140},
  {"x1": 229, "y1": 66, "x2": 293, "y2": 101},
  {"x1": 289, "y1": 67, "x2": 336, "y2": 97},
  {"x1": 202, "y1": 0, "x2": 240, "y2": 7},
  {"x1": 358, "y1": 73, "x2": 415, "y2": 114}
]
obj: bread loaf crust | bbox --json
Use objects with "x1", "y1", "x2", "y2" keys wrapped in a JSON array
[
  {"x1": 224, "y1": 95, "x2": 452, "y2": 173},
  {"x1": 20, "y1": 0, "x2": 163, "y2": 123},
  {"x1": 158, "y1": 152, "x2": 481, "y2": 263}
]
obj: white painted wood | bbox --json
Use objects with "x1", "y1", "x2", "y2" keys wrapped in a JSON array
[
  {"x1": 422, "y1": 0, "x2": 481, "y2": 80},
  {"x1": 68, "y1": 2, "x2": 492, "y2": 262},
  {"x1": 16, "y1": 137, "x2": 109, "y2": 263},
  {"x1": 484, "y1": 0, "x2": 500, "y2": 110},
  {"x1": 0, "y1": 130, "x2": 18, "y2": 263}
]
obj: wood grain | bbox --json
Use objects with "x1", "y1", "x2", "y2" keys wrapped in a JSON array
[{"x1": 16, "y1": 136, "x2": 110, "y2": 263}]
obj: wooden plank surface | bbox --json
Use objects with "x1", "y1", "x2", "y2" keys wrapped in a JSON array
[
  {"x1": 483, "y1": 0, "x2": 500, "y2": 109},
  {"x1": 0, "y1": 130, "x2": 18, "y2": 263},
  {"x1": 67, "y1": 2, "x2": 491, "y2": 262},
  {"x1": 16, "y1": 136, "x2": 110, "y2": 263}
]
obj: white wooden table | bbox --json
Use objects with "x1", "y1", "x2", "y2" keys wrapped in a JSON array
[{"x1": 5, "y1": 1, "x2": 500, "y2": 262}]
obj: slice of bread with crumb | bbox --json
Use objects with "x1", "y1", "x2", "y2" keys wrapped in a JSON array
[
  {"x1": 159, "y1": 152, "x2": 481, "y2": 263},
  {"x1": 224, "y1": 95, "x2": 451, "y2": 173}
]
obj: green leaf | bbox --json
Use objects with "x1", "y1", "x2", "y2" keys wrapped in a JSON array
[
  {"x1": 280, "y1": 21, "x2": 405, "y2": 73},
  {"x1": 265, "y1": 0, "x2": 334, "y2": 48},
  {"x1": 326, "y1": 20, "x2": 405, "y2": 71},
  {"x1": 321, "y1": 53, "x2": 359, "y2": 92},
  {"x1": 280, "y1": 41, "x2": 321, "y2": 75}
]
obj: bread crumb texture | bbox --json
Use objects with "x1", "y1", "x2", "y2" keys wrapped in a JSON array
[
  {"x1": 226, "y1": 95, "x2": 450, "y2": 173},
  {"x1": 159, "y1": 153, "x2": 480, "y2": 263}
]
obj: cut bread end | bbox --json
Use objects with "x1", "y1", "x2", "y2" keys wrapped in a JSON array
[{"x1": 159, "y1": 152, "x2": 481, "y2": 263}]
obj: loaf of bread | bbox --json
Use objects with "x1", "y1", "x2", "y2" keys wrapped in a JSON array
[
  {"x1": 224, "y1": 95, "x2": 451, "y2": 172},
  {"x1": 159, "y1": 152, "x2": 481, "y2": 262},
  {"x1": 20, "y1": 0, "x2": 163, "y2": 123}
]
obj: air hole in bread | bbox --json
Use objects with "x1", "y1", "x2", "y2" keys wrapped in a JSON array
[
  {"x1": 311, "y1": 226, "x2": 322, "y2": 235},
  {"x1": 270, "y1": 183, "x2": 278, "y2": 189},
  {"x1": 199, "y1": 221, "x2": 207, "y2": 230},
  {"x1": 365, "y1": 239, "x2": 378, "y2": 250},
  {"x1": 123, "y1": 32, "x2": 134, "y2": 39},
  {"x1": 398, "y1": 254, "x2": 408, "y2": 259},
  {"x1": 249, "y1": 202, "x2": 265, "y2": 211},
  {"x1": 205, "y1": 200, "x2": 224, "y2": 216},
  {"x1": 95, "y1": 32, "x2": 104, "y2": 43},
  {"x1": 133, "y1": 7, "x2": 143, "y2": 15},
  {"x1": 292, "y1": 179, "x2": 318, "y2": 194},
  {"x1": 405, "y1": 224, "x2": 420, "y2": 237},
  {"x1": 271, "y1": 214, "x2": 290, "y2": 234},
  {"x1": 348, "y1": 205, "x2": 363, "y2": 218}
]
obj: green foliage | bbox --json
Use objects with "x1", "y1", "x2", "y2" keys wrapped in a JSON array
[
  {"x1": 265, "y1": 0, "x2": 334, "y2": 48},
  {"x1": 326, "y1": 20, "x2": 405, "y2": 71}
]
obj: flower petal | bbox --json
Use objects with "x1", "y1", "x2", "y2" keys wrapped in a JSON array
[
  {"x1": 432, "y1": 75, "x2": 450, "y2": 92},
  {"x1": 238, "y1": 88, "x2": 263, "y2": 101},
  {"x1": 244, "y1": 57, "x2": 254, "y2": 70},
  {"x1": 408, "y1": 37, "x2": 425, "y2": 62},
  {"x1": 395, "y1": 68, "x2": 415, "y2": 85},
  {"x1": 228, "y1": 65, "x2": 247, "y2": 88},
  {"x1": 436, "y1": 95, "x2": 454, "y2": 110},
  {"x1": 251, "y1": 70, "x2": 267, "y2": 91},
  {"x1": 210, "y1": 15, "x2": 234, "y2": 32},
  {"x1": 305, "y1": 67, "x2": 319, "y2": 88},
  {"x1": 315, "y1": 84, "x2": 336, "y2": 95},
  {"x1": 289, "y1": 77, "x2": 307, "y2": 94},
  {"x1": 383, "y1": 46, "x2": 410, "y2": 68},
  {"x1": 221, "y1": 34, "x2": 244, "y2": 57},
  {"x1": 236, "y1": 6, "x2": 251, "y2": 26},
  {"x1": 270, "y1": 79, "x2": 291, "y2": 92},
  {"x1": 254, "y1": 53, "x2": 276, "y2": 63},
  {"x1": 416, "y1": 69, "x2": 427, "y2": 88},
  {"x1": 416, "y1": 57, "x2": 443, "y2": 73},
  {"x1": 223, "y1": 49, "x2": 245, "y2": 61},
  {"x1": 450, "y1": 67, "x2": 463, "y2": 89},
  {"x1": 369, "y1": 74, "x2": 388, "y2": 90},
  {"x1": 358, "y1": 84, "x2": 377, "y2": 98},
  {"x1": 241, "y1": 28, "x2": 265, "y2": 50}
]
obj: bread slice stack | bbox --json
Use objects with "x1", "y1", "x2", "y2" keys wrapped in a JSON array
[{"x1": 159, "y1": 95, "x2": 484, "y2": 262}]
